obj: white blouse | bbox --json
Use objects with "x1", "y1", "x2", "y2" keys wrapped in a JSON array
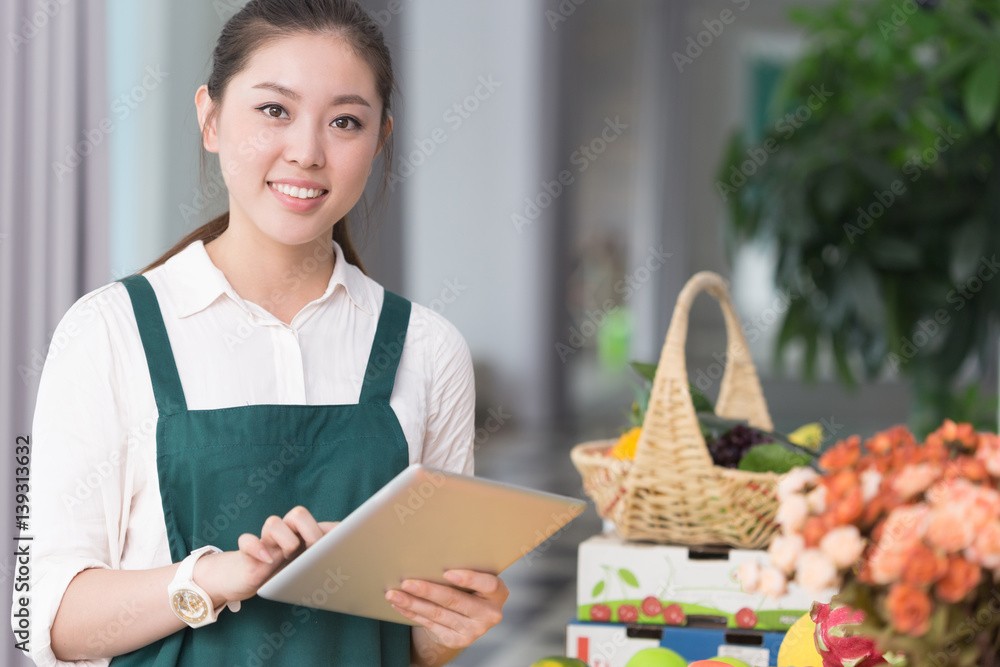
[{"x1": 14, "y1": 239, "x2": 476, "y2": 667}]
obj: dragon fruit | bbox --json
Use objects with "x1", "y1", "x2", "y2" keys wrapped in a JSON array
[{"x1": 811, "y1": 601, "x2": 889, "y2": 667}]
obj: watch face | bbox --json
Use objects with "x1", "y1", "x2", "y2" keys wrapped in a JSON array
[{"x1": 172, "y1": 589, "x2": 210, "y2": 624}]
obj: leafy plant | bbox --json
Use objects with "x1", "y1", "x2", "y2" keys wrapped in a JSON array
[{"x1": 718, "y1": 0, "x2": 1000, "y2": 435}]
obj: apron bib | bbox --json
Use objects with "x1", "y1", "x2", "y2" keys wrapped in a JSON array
[{"x1": 109, "y1": 274, "x2": 412, "y2": 666}]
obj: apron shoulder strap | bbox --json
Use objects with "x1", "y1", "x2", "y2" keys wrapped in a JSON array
[
  {"x1": 118, "y1": 274, "x2": 188, "y2": 415},
  {"x1": 358, "y1": 289, "x2": 412, "y2": 405}
]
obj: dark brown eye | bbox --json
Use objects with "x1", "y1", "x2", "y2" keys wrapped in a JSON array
[
  {"x1": 333, "y1": 117, "x2": 360, "y2": 130},
  {"x1": 258, "y1": 104, "x2": 287, "y2": 119}
]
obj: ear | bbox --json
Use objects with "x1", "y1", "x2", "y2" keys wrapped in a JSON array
[
  {"x1": 374, "y1": 115, "x2": 393, "y2": 158},
  {"x1": 195, "y1": 85, "x2": 220, "y2": 153}
]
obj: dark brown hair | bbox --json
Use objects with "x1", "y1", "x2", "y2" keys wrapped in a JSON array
[{"x1": 139, "y1": 0, "x2": 395, "y2": 275}]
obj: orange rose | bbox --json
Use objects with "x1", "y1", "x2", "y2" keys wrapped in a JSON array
[
  {"x1": 933, "y1": 419, "x2": 977, "y2": 450},
  {"x1": 832, "y1": 486, "x2": 863, "y2": 526},
  {"x1": 945, "y1": 456, "x2": 989, "y2": 482},
  {"x1": 868, "y1": 543, "x2": 908, "y2": 585},
  {"x1": 934, "y1": 557, "x2": 982, "y2": 603},
  {"x1": 886, "y1": 583, "x2": 932, "y2": 636},
  {"x1": 803, "y1": 515, "x2": 827, "y2": 549},
  {"x1": 820, "y1": 436, "x2": 860, "y2": 472},
  {"x1": 901, "y1": 543, "x2": 948, "y2": 587},
  {"x1": 926, "y1": 504, "x2": 975, "y2": 553},
  {"x1": 824, "y1": 470, "x2": 860, "y2": 503}
]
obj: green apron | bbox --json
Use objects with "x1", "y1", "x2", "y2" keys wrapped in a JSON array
[{"x1": 109, "y1": 274, "x2": 413, "y2": 666}]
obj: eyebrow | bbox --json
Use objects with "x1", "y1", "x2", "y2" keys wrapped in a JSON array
[{"x1": 252, "y1": 82, "x2": 372, "y2": 108}]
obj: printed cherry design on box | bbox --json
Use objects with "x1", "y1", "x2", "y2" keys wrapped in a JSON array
[{"x1": 582, "y1": 559, "x2": 782, "y2": 629}]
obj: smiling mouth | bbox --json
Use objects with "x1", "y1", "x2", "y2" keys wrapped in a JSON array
[{"x1": 267, "y1": 182, "x2": 329, "y2": 200}]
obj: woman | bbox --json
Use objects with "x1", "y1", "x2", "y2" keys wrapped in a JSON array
[{"x1": 20, "y1": 1, "x2": 506, "y2": 665}]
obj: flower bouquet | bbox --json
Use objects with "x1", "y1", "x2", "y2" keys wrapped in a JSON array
[{"x1": 744, "y1": 420, "x2": 1000, "y2": 666}]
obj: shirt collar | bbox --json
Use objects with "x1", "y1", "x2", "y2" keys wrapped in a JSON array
[{"x1": 164, "y1": 239, "x2": 376, "y2": 318}]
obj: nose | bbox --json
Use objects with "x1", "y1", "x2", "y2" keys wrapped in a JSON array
[{"x1": 283, "y1": 121, "x2": 326, "y2": 169}]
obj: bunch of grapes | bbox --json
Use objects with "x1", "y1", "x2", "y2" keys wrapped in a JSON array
[{"x1": 707, "y1": 424, "x2": 772, "y2": 468}]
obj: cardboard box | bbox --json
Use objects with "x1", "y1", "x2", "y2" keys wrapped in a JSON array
[
  {"x1": 578, "y1": 532, "x2": 834, "y2": 630},
  {"x1": 566, "y1": 620, "x2": 785, "y2": 667}
]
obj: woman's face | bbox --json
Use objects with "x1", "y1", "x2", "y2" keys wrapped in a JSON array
[{"x1": 197, "y1": 32, "x2": 389, "y2": 249}]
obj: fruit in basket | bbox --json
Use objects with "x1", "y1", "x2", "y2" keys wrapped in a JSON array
[
  {"x1": 662, "y1": 603, "x2": 685, "y2": 625},
  {"x1": 788, "y1": 422, "x2": 824, "y2": 450},
  {"x1": 625, "y1": 647, "x2": 687, "y2": 667},
  {"x1": 589, "y1": 603, "x2": 612, "y2": 622},
  {"x1": 777, "y1": 611, "x2": 822, "y2": 667},
  {"x1": 617, "y1": 603, "x2": 639, "y2": 622},
  {"x1": 608, "y1": 427, "x2": 642, "y2": 459},
  {"x1": 689, "y1": 662, "x2": 737, "y2": 667},
  {"x1": 734, "y1": 607, "x2": 758, "y2": 628},
  {"x1": 706, "y1": 423, "x2": 773, "y2": 468},
  {"x1": 530, "y1": 658, "x2": 588, "y2": 667},
  {"x1": 641, "y1": 595, "x2": 662, "y2": 616}
]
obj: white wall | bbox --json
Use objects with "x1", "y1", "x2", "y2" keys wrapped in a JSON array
[{"x1": 401, "y1": 1, "x2": 553, "y2": 427}]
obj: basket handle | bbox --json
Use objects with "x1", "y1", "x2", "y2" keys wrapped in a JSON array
[{"x1": 634, "y1": 271, "x2": 773, "y2": 470}]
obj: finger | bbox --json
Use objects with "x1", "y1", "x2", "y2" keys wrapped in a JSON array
[
  {"x1": 282, "y1": 506, "x2": 325, "y2": 547},
  {"x1": 260, "y1": 514, "x2": 304, "y2": 560},
  {"x1": 444, "y1": 570, "x2": 509, "y2": 602},
  {"x1": 237, "y1": 532, "x2": 274, "y2": 565},
  {"x1": 389, "y1": 581, "x2": 496, "y2": 634},
  {"x1": 319, "y1": 521, "x2": 340, "y2": 534},
  {"x1": 389, "y1": 604, "x2": 468, "y2": 649}
]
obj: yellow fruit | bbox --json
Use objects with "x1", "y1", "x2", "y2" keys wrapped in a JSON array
[
  {"x1": 609, "y1": 427, "x2": 642, "y2": 460},
  {"x1": 788, "y1": 423, "x2": 823, "y2": 451},
  {"x1": 777, "y1": 611, "x2": 822, "y2": 667}
]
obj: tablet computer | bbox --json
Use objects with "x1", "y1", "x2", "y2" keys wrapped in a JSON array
[{"x1": 257, "y1": 464, "x2": 587, "y2": 625}]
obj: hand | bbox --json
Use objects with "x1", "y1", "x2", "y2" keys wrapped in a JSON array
[
  {"x1": 194, "y1": 506, "x2": 339, "y2": 606},
  {"x1": 385, "y1": 569, "x2": 508, "y2": 650}
]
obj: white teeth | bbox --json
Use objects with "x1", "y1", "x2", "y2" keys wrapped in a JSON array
[{"x1": 269, "y1": 182, "x2": 326, "y2": 199}]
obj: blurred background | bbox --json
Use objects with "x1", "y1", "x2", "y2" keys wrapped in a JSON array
[{"x1": 3, "y1": 0, "x2": 1000, "y2": 664}]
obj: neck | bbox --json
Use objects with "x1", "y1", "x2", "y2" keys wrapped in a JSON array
[{"x1": 203, "y1": 224, "x2": 335, "y2": 324}]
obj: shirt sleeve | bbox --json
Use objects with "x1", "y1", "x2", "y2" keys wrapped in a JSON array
[
  {"x1": 13, "y1": 284, "x2": 129, "y2": 667},
  {"x1": 418, "y1": 313, "x2": 476, "y2": 476}
]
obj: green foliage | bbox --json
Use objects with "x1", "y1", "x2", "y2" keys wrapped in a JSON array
[{"x1": 718, "y1": 0, "x2": 1000, "y2": 434}]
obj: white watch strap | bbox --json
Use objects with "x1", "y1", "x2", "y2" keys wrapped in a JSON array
[{"x1": 178, "y1": 545, "x2": 221, "y2": 585}]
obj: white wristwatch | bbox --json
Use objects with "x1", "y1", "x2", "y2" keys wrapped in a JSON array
[{"x1": 168, "y1": 545, "x2": 241, "y2": 628}]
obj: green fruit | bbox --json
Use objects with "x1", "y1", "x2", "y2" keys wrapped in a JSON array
[
  {"x1": 530, "y1": 658, "x2": 588, "y2": 667},
  {"x1": 710, "y1": 658, "x2": 751, "y2": 667},
  {"x1": 625, "y1": 647, "x2": 687, "y2": 667}
]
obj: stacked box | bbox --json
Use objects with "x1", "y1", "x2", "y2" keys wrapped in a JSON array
[
  {"x1": 577, "y1": 532, "x2": 835, "y2": 631},
  {"x1": 566, "y1": 620, "x2": 786, "y2": 667}
]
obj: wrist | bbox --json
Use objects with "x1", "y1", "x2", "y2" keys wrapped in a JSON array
[{"x1": 192, "y1": 551, "x2": 230, "y2": 609}]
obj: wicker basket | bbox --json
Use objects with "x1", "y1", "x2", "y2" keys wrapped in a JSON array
[{"x1": 571, "y1": 271, "x2": 783, "y2": 549}]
